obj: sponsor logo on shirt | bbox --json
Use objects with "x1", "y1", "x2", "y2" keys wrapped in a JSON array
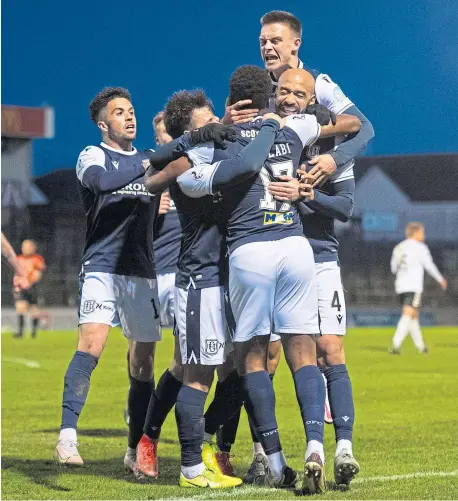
[
  {"x1": 111, "y1": 182, "x2": 154, "y2": 197},
  {"x1": 263, "y1": 211, "x2": 294, "y2": 225}
]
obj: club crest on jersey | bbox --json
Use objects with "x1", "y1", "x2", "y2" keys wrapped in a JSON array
[
  {"x1": 83, "y1": 300, "x2": 96, "y2": 313},
  {"x1": 263, "y1": 211, "x2": 294, "y2": 225},
  {"x1": 307, "y1": 145, "x2": 321, "y2": 158},
  {"x1": 205, "y1": 339, "x2": 223, "y2": 355},
  {"x1": 142, "y1": 159, "x2": 150, "y2": 170}
]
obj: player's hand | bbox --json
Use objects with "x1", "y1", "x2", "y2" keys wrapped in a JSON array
[
  {"x1": 440, "y1": 278, "x2": 448, "y2": 290},
  {"x1": 262, "y1": 113, "x2": 285, "y2": 128},
  {"x1": 158, "y1": 191, "x2": 171, "y2": 215},
  {"x1": 268, "y1": 176, "x2": 302, "y2": 201},
  {"x1": 304, "y1": 103, "x2": 337, "y2": 126},
  {"x1": 221, "y1": 100, "x2": 259, "y2": 125},
  {"x1": 13, "y1": 274, "x2": 29, "y2": 292},
  {"x1": 299, "y1": 182, "x2": 314, "y2": 201},
  {"x1": 189, "y1": 123, "x2": 237, "y2": 149},
  {"x1": 308, "y1": 154, "x2": 337, "y2": 187}
]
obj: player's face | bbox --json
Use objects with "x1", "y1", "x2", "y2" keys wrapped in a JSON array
[
  {"x1": 99, "y1": 98, "x2": 136, "y2": 142},
  {"x1": 189, "y1": 106, "x2": 219, "y2": 130},
  {"x1": 154, "y1": 120, "x2": 172, "y2": 145},
  {"x1": 275, "y1": 72, "x2": 315, "y2": 117},
  {"x1": 416, "y1": 227, "x2": 425, "y2": 242},
  {"x1": 21, "y1": 240, "x2": 36, "y2": 256},
  {"x1": 259, "y1": 23, "x2": 301, "y2": 74}
]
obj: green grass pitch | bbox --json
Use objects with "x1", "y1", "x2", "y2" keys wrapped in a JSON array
[{"x1": 2, "y1": 326, "x2": 457, "y2": 500}]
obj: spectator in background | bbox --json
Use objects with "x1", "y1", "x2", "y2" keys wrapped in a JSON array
[{"x1": 13, "y1": 239, "x2": 46, "y2": 339}]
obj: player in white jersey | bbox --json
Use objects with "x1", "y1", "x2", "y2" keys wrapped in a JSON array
[{"x1": 390, "y1": 222, "x2": 447, "y2": 354}]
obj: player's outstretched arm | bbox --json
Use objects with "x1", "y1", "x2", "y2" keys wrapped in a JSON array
[
  {"x1": 328, "y1": 105, "x2": 374, "y2": 168},
  {"x1": 319, "y1": 114, "x2": 361, "y2": 139},
  {"x1": 147, "y1": 123, "x2": 237, "y2": 171},
  {"x1": 77, "y1": 146, "x2": 148, "y2": 194},
  {"x1": 145, "y1": 157, "x2": 192, "y2": 194},
  {"x1": 1, "y1": 233, "x2": 29, "y2": 290},
  {"x1": 176, "y1": 118, "x2": 281, "y2": 199},
  {"x1": 211, "y1": 117, "x2": 281, "y2": 192},
  {"x1": 299, "y1": 178, "x2": 355, "y2": 222},
  {"x1": 314, "y1": 74, "x2": 375, "y2": 168}
]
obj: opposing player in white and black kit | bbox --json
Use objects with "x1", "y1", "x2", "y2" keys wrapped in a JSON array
[
  {"x1": 390, "y1": 222, "x2": 447, "y2": 354},
  {"x1": 54, "y1": 87, "x2": 232, "y2": 472},
  {"x1": 175, "y1": 66, "x2": 361, "y2": 493}
]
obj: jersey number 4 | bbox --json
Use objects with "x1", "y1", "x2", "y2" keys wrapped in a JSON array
[
  {"x1": 331, "y1": 291, "x2": 342, "y2": 312},
  {"x1": 259, "y1": 160, "x2": 294, "y2": 212}
]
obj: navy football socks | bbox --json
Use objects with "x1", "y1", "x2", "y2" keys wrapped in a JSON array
[
  {"x1": 175, "y1": 385, "x2": 207, "y2": 467},
  {"x1": 293, "y1": 365, "x2": 325, "y2": 443},
  {"x1": 247, "y1": 372, "x2": 274, "y2": 444},
  {"x1": 242, "y1": 371, "x2": 282, "y2": 455},
  {"x1": 144, "y1": 369, "x2": 182, "y2": 439},
  {"x1": 216, "y1": 408, "x2": 241, "y2": 452},
  {"x1": 323, "y1": 364, "x2": 355, "y2": 442},
  {"x1": 61, "y1": 351, "x2": 98, "y2": 430},
  {"x1": 128, "y1": 376, "x2": 154, "y2": 449},
  {"x1": 204, "y1": 370, "x2": 243, "y2": 436}
]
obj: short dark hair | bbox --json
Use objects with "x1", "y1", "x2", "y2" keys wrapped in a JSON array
[
  {"x1": 164, "y1": 89, "x2": 214, "y2": 139},
  {"x1": 228, "y1": 65, "x2": 272, "y2": 111},
  {"x1": 89, "y1": 87, "x2": 131, "y2": 123},
  {"x1": 261, "y1": 10, "x2": 302, "y2": 37}
]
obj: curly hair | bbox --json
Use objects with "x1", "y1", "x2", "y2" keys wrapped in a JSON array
[
  {"x1": 89, "y1": 87, "x2": 131, "y2": 123},
  {"x1": 261, "y1": 10, "x2": 302, "y2": 37},
  {"x1": 228, "y1": 65, "x2": 272, "y2": 111},
  {"x1": 164, "y1": 89, "x2": 214, "y2": 139}
]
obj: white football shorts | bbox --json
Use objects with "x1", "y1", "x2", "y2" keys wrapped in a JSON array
[
  {"x1": 175, "y1": 285, "x2": 234, "y2": 365},
  {"x1": 157, "y1": 272, "x2": 176, "y2": 327},
  {"x1": 229, "y1": 236, "x2": 319, "y2": 342},
  {"x1": 78, "y1": 271, "x2": 161, "y2": 343},
  {"x1": 315, "y1": 261, "x2": 346, "y2": 335},
  {"x1": 270, "y1": 260, "x2": 347, "y2": 341}
]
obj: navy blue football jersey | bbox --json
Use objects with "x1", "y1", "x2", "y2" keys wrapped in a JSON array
[
  {"x1": 299, "y1": 136, "x2": 354, "y2": 262},
  {"x1": 153, "y1": 195, "x2": 181, "y2": 274},
  {"x1": 76, "y1": 143, "x2": 159, "y2": 278},
  {"x1": 185, "y1": 115, "x2": 320, "y2": 253},
  {"x1": 169, "y1": 177, "x2": 226, "y2": 290}
]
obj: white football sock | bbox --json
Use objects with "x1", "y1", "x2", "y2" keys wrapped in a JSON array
[
  {"x1": 336, "y1": 439, "x2": 353, "y2": 457},
  {"x1": 266, "y1": 450, "x2": 287, "y2": 478},
  {"x1": 203, "y1": 432, "x2": 214, "y2": 443},
  {"x1": 253, "y1": 442, "x2": 265, "y2": 456},
  {"x1": 392, "y1": 315, "x2": 411, "y2": 348},
  {"x1": 182, "y1": 462, "x2": 205, "y2": 479},
  {"x1": 126, "y1": 446, "x2": 136, "y2": 457},
  {"x1": 58, "y1": 428, "x2": 77, "y2": 443},
  {"x1": 409, "y1": 318, "x2": 425, "y2": 351},
  {"x1": 305, "y1": 440, "x2": 324, "y2": 462}
]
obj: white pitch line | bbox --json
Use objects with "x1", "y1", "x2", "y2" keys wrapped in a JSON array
[
  {"x1": 154, "y1": 471, "x2": 458, "y2": 500},
  {"x1": 2, "y1": 357, "x2": 40, "y2": 368},
  {"x1": 353, "y1": 470, "x2": 458, "y2": 484}
]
